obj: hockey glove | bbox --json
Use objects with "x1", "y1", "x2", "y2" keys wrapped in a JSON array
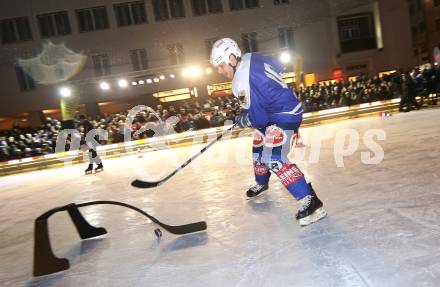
[{"x1": 235, "y1": 112, "x2": 252, "y2": 128}]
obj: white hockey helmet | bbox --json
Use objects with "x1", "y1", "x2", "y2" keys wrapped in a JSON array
[{"x1": 210, "y1": 38, "x2": 242, "y2": 67}]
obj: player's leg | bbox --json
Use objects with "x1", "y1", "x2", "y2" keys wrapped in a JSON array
[
  {"x1": 247, "y1": 129, "x2": 270, "y2": 198},
  {"x1": 90, "y1": 149, "x2": 103, "y2": 171},
  {"x1": 264, "y1": 123, "x2": 326, "y2": 226},
  {"x1": 81, "y1": 141, "x2": 94, "y2": 174}
]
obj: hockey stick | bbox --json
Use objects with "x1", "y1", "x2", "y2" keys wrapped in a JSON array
[
  {"x1": 77, "y1": 201, "x2": 207, "y2": 234},
  {"x1": 34, "y1": 201, "x2": 207, "y2": 276},
  {"x1": 132, "y1": 123, "x2": 237, "y2": 188}
]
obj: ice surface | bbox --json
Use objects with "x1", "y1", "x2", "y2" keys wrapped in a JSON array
[{"x1": 1, "y1": 108, "x2": 440, "y2": 287}]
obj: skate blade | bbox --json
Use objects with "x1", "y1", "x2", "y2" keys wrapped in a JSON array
[
  {"x1": 299, "y1": 207, "x2": 327, "y2": 227},
  {"x1": 246, "y1": 190, "x2": 268, "y2": 200}
]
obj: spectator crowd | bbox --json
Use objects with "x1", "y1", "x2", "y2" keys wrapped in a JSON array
[{"x1": 1, "y1": 64, "x2": 439, "y2": 161}]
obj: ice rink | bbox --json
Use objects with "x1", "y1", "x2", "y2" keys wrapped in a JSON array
[{"x1": 1, "y1": 108, "x2": 440, "y2": 287}]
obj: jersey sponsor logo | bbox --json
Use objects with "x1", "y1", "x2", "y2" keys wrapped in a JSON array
[
  {"x1": 264, "y1": 125, "x2": 287, "y2": 147},
  {"x1": 254, "y1": 162, "x2": 269, "y2": 176},
  {"x1": 253, "y1": 130, "x2": 264, "y2": 147},
  {"x1": 276, "y1": 163, "x2": 304, "y2": 187}
]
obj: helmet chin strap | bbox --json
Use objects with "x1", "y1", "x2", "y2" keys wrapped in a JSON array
[{"x1": 228, "y1": 57, "x2": 241, "y2": 75}]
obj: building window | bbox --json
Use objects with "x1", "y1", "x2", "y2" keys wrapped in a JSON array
[
  {"x1": 92, "y1": 54, "x2": 111, "y2": 76},
  {"x1": 241, "y1": 32, "x2": 258, "y2": 53},
  {"x1": 409, "y1": 4, "x2": 415, "y2": 16},
  {"x1": 114, "y1": 1, "x2": 147, "y2": 27},
  {"x1": 0, "y1": 17, "x2": 32, "y2": 44},
  {"x1": 419, "y1": 21, "x2": 426, "y2": 33},
  {"x1": 191, "y1": 0, "x2": 223, "y2": 16},
  {"x1": 153, "y1": 0, "x2": 185, "y2": 21},
  {"x1": 229, "y1": 0, "x2": 259, "y2": 11},
  {"x1": 37, "y1": 11, "x2": 71, "y2": 38},
  {"x1": 278, "y1": 27, "x2": 294, "y2": 50},
  {"x1": 168, "y1": 43, "x2": 185, "y2": 65},
  {"x1": 15, "y1": 64, "x2": 35, "y2": 91},
  {"x1": 205, "y1": 38, "x2": 219, "y2": 58},
  {"x1": 411, "y1": 26, "x2": 417, "y2": 37},
  {"x1": 130, "y1": 48, "x2": 148, "y2": 71},
  {"x1": 416, "y1": 0, "x2": 422, "y2": 11},
  {"x1": 436, "y1": 19, "x2": 440, "y2": 31},
  {"x1": 274, "y1": 0, "x2": 288, "y2": 5},
  {"x1": 77, "y1": 6, "x2": 109, "y2": 32},
  {"x1": 337, "y1": 13, "x2": 377, "y2": 53}
]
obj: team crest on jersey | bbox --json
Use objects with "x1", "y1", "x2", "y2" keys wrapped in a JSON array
[
  {"x1": 264, "y1": 125, "x2": 286, "y2": 147},
  {"x1": 253, "y1": 130, "x2": 264, "y2": 147}
]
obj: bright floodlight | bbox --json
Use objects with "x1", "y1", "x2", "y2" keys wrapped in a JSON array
[
  {"x1": 190, "y1": 67, "x2": 202, "y2": 77},
  {"x1": 132, "y1": 81, "x2": 137, "y2": 86},
  {"x1": 205, "y1": 68, "x2": 212, "y2": 74},
  {"x1": 153, "y1": 78, "x2": 159, "y2": 83},
  {"x1": 100, "y1": 82, "x2": 110, "y2": 90},
  {"x1": 138, "y1": 80, "x2": 145, "y2": 85},
  {"x1": 146, "y1": 79, "x2": 153, "y2": 84},
  {"x1": 170, "y1": 74, "x2": 175, "y2": 78},
  {"x1": 181, "y1": 69, "x2": 189, "y2": 77},
  {"x1": 59, "y1": 87, "x2": 71, "y2": 97},
  {"x1": 159, "y1": 75, "x2": 165, "y2": 80},
  {"x1": 279, "y1": 52, "x2": 291, "y2": 64},
  {"x1": 118, "y1": 79, "x2": 128, "y2": 88}
]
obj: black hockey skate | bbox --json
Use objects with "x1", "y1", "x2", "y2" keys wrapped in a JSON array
[
  {"x1": 94, "y1": 163, "x2": 104, "y2": 172},
  {"x1": 296, "y1": 184, "x2": 327, "y2": 226},
  {"x1": 85, "y1": 164, "x2": 93, "y2": 174},
  {"x1": 246, "y1": 183, "x2": 268, "y2": 198}
]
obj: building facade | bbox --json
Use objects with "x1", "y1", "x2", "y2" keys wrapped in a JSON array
[
  {"x1": 407, "y1": 0, "x2": 440, "y2": 64},
  {"x1": 0, "y1": 0, "x2": 414, "y2": 127}
]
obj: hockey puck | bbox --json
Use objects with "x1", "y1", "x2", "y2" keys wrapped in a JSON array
[{"x1": 154, "y1": 228, "x2": 162, "y2": 238}]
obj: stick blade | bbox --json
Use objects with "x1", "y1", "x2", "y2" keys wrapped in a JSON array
[
  {"x1": 131, "y1": 179, "x2": 160, "y2": 189},
  {"x1": 162, "y1": 221, "x2": 207, "y2": 235}
]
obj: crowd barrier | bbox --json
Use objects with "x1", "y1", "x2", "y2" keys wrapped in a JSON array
[{"x1": 0, "y1": 98, "x2": 403, "y2": 176}]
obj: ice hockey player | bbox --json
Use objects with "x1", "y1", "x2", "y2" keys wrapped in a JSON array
[
  {"x1": 78, "y1": 115, "x2": 103, "y2": 174},
  {"x1": 210, "y1": 38, "x2": 326, "y2": 226}
]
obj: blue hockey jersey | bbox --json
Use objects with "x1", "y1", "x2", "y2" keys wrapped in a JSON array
[{"x1": 232, "y1": 53, "x2": 303, "y2": 129}]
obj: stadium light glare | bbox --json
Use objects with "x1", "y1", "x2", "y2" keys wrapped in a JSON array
[
  {"x1": 181, "y1": 69, "x2": 190, "y2": 77},
  {"x1": 100, "y1": 82, "x2": 110, "y2": 90},
  {"x1": 190, "y1": 67, "x2": 202, "y2": 77},
  {"x1": 159, "y1": 75, "x2": 165, "y2": 80},
  {"x1": 170, "y1": 74, "x2": 175, "y2": 78},
  {"x1": 132, "y1": 81, "x2": 137, "y2": 86},
  {"x1": 205, "y1": 68, "x2": 212, "y2": 74},
  {"x1": 153, "y1": 78, "x2": 159, "y2": 83},
  {"x1": 146, "y1": 79, "x2": 153, "y2": 84},
  {"x1": 279, "y1": 52, "x2": 291, "y2": 64},
  {"x1": 59, "y1": 87, "x2": 71, "y2": 97},
  {"x1": 138, "y1": 80, "x2": 145, "y2": 85},
  {"x1": 118, "y1": 79, "x2": 128, "y2": 88}
]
